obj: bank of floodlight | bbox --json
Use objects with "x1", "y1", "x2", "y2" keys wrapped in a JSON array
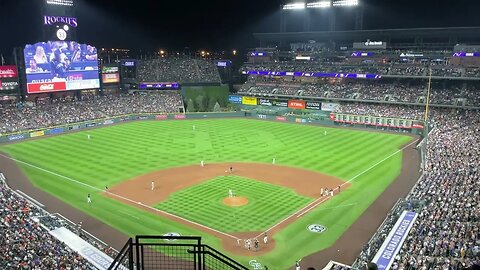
[
  {"x1": 332, "y1": 0, "x2": 358, "y2": 6},
  {"x1": 46, "y1": 0, "x2": 74, "y2": 6},
  {"x1": 307, "y1": 1, "x2": 331, "y2": 8},
  {"x1": 282, "y1": 2, "x2": 306, "y2": 10}
]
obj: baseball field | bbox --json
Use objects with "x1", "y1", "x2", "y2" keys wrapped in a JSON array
[{"x1": 0, "y1": 118, "x2": 415, "y2": 269}]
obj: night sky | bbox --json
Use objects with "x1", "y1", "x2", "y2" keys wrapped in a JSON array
[{"x1": 0, "y1": 0, "x2": 479, "y2": 56}]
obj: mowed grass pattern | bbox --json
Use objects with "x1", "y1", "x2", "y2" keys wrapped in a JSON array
[
  {"x1": 0, "y1": 119, "x2": 413, "y2": 269},
  {"x1": 156, "y1": 176, "x2": 313, "y2": 232}
]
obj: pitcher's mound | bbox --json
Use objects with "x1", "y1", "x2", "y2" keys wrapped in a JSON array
[{"x1": 223, "y1": 196, "x2": 249, "y2": 207}]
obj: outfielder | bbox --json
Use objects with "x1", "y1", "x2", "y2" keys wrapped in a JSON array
[
  {"x1": 87, "y1": 194, "x2": 92, "y2": 204},
  {"x1": 87, "y1": 134, "x2": 91, "y2": 140},
  {"x1": 151, "y1": 181, "x2": 155, "y2": 191},
  {"x1": 228, "y1": 189, "x2": 233, "y2": 198}
]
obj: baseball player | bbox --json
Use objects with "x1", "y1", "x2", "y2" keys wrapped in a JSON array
[
  {"x1": 151, "y1": 181, "x2": 155, "y2": 191},
  {"x1": 229, "y1": 166, "x2": 233, "y2": 173},
  {"x1": 254, "y1": 239, "x2": 259, "y2": 251},
  {"x1": 105, "y1": 185, "x2": 108, "y2": 191},
  {"x1": 324, "y1": 130, "x2": 327, "y2": 136},
  {"x1": 87, "y1": 134, "x2": 91, "y2": 140},
  {"x1": 228, "y1": 189, "x2": 233, "y2": 198},
  {"x1": 320, "y1": 188, "x2": 324, "y2": 196},
  {"x1": 263, "y1": 232, "x2": 268, "y2": 244},
  {"x1": 192, "y1": 125, "x2": 196, "y2": 131},
  {"x1": 201, "y1": 160, "x2": 204, "y2": 167},
  {"x1": 272, "y1": 157, "x2": 276, "y2": 164},
  {"x1": 330, "y1": 189, "x2": 334, "y2": 197},
  {"x1": 87, "y1": 194, "x2": 92, "y2": 204},
  {"x1": 295, "y1": 259, "x2": 302, "y2": 270},
  {"x1": 247, "y1": 239, "x2": 252, "y2": 250}
]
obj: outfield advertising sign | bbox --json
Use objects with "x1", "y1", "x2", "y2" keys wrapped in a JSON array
[
  {"x1": 372, "y1": 211, "x2": 418, "y2": 270},
  {"x1": 242, "y1": 96, "x2": 258, "y2": 105},
  {"x1": 30, "y1": 131, "x2": 45, "y2": 137},
  {"x1": 276, "y1": 116, "x2": 287, "y2": 121},
  {"x1": 228, "y1": 95, "x2": 242, "y2": 104},
  {"x1": 156, "y1": 115, "x2": 168, "y2": 120},
  {"x1": 305, "y1": 101, "x2": 321, "y2": 110},
  {"x1": 8, "y1": 134, "x2": 26, "y2": 141},
  {"x1": 258, "y1": 98, "x2": 273, "y2": 106},
  {"x1": 288, "y1": 100, "x2": 306, "y2": 109},
  {"x1": 174, "y1": 114, "x2": 186, "y2": 119},
  {"x1": 272, "y1": 99, "x2": 288, "y2": 107}
]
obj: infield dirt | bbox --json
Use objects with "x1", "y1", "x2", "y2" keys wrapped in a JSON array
[{"x1": 104, "y1": 162, "x2": 348, "y2": 256}]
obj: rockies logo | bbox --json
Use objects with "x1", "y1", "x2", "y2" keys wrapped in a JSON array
[
  {"x1": 307, "y1": 224, "x2": 327, "y2": 233},
  {"x1": 249, "y1": 260, "x2": 263, "y2": 270},
  {"x1": 162, "y1": 232, "x2": 181, "y2": 241}
]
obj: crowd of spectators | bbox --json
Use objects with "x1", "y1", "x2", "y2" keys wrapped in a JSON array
[
  {"x1": 391, "y1": 109, "x2": 479, "y2": 270},
  {"x1": 137, "y1": 56, "x2": 221, "y2": 84},
  {"x1": 241, "y1": 61, "x2": 479, "y2": 78},
  {"x1": 335, "y1": 104, "x2": 480, "y2": 270},
  {"x1": 0, "y1": 180, "x2": 95, "y2": 269},
  {"x1": 0, "y1": 92, "x2": 184, "y2": 134},
  {"x1": 240, "y1": 78, "x2": 480, "y2": 106}
]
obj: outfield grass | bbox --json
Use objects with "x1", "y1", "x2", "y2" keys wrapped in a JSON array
[
  {"x1": 156, "y1": 175, "x2": 313, "y2": 232},
  {"x1": 0, "y1": 119, "x2": 413, "y2": 269}
]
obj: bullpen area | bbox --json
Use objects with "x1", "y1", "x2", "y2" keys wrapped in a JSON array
[{"x1": 0, "y1": 118, "x2": 419, "y2": 269}]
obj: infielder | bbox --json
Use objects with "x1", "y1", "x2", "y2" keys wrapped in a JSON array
[
  {"x1": 151, "y1": 181, "x2": 155, "y2": 191},
  {"x1": 87, "y1": 194, "x2": 92, "y2": 204},
  {"x1": 295, "y1": 259, "x2": 302, "y2": 270},
  {"x1": 263, "y1": 232, "x2": 268, "y2": 244},
  {"x1": 201, "y1": 160, "x2": 204, "y2": 167},
  {"x1": 272, "y1": 157, "x2": 276, "y2": 164}
]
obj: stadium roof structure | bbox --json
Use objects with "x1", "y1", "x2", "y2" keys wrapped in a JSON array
[{"x1": 254, "y1": 26, "x2": 480, "y2": 49}]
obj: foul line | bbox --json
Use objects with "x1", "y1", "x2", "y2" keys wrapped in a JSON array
[
  {"x1": 257, "y1": 138, "x2": 419, "y2": 238},
  {"x1": 0, "y1": 153, "x2": 241, "y2": 241}
]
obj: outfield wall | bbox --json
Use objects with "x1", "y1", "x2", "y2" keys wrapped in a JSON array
[
  {"x1": 0, "y1": 112, "x2": 245, "y2": 144},
  {"x1": 0, "y1": 108, "x2": 424, "y2": 144}
]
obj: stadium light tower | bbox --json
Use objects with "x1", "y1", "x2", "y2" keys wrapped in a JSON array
[
  {"x1": 45, "y1": 0, "x2": 74, "y2": 6},
  {"x1": 280, "y1": 0, "x2": 362, "y2": 33}
]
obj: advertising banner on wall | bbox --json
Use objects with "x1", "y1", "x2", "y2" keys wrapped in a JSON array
[
  {"x1": 288, "y1": 100, "x2": 306, "y2": 109},
  {"x1": 242, "y1": 96, "x2": 258, "y2": 105},
  {"x1": 353, "y1": 41, "x2": 387, "y2": 50},
  {"x1": 0, "y1": 65, "x2": 18, "y2": 78},
  {"x1": 258, "y1": 98, "x2": 273, "y2": 106},
  {"x1": 101, "y1": 73, "x2": 120, "y2": 84},
  {"x1": 272, "y1": 99, "x2": 288, "y2": 107},
  {"x1": 371, "y1": 211, "x2": 418, "y2": 270},
  {"x1": 321, "y1": 102, "x2": 340, "y2": 111},
  {"x1": 305, "y1": 101, "x2": 321, "y2": 110},
  {"x1": 228, "y1": 95, "x2": 242, "y2": 104}
]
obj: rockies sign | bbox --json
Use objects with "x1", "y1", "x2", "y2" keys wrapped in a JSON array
[{"x1": 307, "y1": 224, "x2": 327, "y2": 233}]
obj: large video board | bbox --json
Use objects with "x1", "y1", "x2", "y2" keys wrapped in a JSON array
[{"x1": 24, "y1": 41, "x2": 100, "y2": 93}]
